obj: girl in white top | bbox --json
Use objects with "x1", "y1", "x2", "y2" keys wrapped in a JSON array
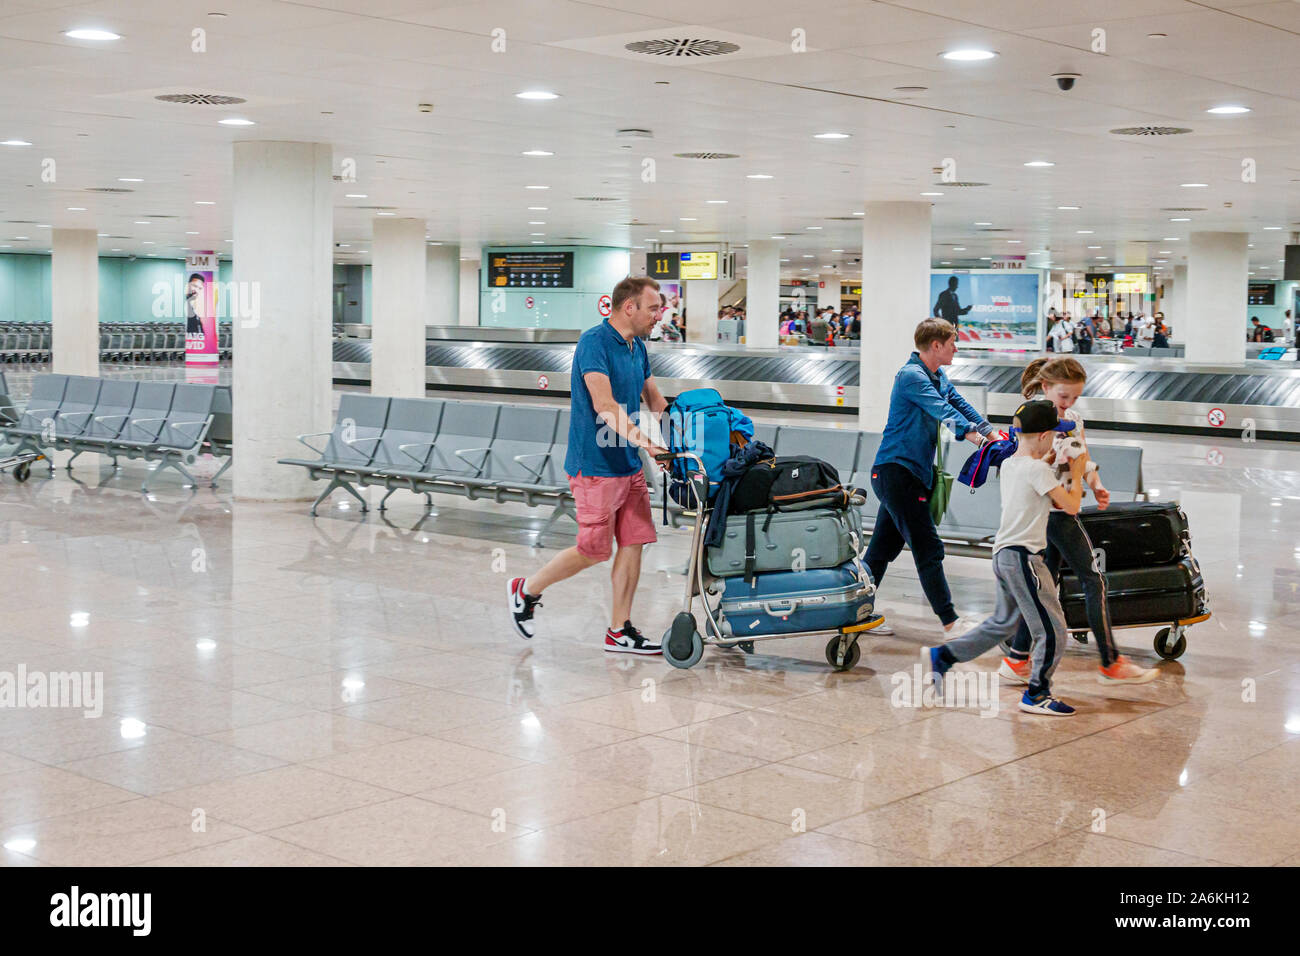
[
  {"x1": 1001, "y1": 357, "x2": 1158, "y2": 684},
  {"x1": 1050, "y1": 316, "x2": 1076, "y2": 353}
]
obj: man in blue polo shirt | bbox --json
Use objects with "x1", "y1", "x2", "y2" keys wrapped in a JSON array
[
  {"x1": 508, "y1": 276, "x2": 669, "y2": 654},
  {"x1": 866, "y1": 318, "x2": 993, "y2": 634}
]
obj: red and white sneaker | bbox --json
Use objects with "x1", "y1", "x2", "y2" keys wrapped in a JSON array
[
  {"x1": 506, "y1": 577, "x2": 542, "y2": 640},
  {"x1": 604, "y1": 621, "x2": 662, "y2": 656}
]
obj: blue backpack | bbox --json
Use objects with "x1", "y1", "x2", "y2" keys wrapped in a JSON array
[{"x1": 661, "y1": 388, "x2": 753, "y2": 509}]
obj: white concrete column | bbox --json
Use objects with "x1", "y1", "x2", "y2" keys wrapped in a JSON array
[
  {"x1": 425, "y1": 243, "x2": 459, "y2": 325},
  {"x1": 1169, "y1": 264, "x2": 1188, "y2": 333},
  {"x1": 51, "y1": 228, "x2": 99, "y2": 376},
  {"x1": 1186, "y1": 231, "x2": 1248, "y2": 364},
  {"x1": 859, "y1": 202, "x2": 930, "y2": 432},
  {"x1": 685, "y1": 278, "x2": 718, "y2": 344},
  {"x1": 370, "y1": 217, "x2": 427, "y2": 398},
  {"x1": 746, "y1": 239, "x2": 780, "y2": 349},
  {"x1": 458, "y1": 257, "x2": 479, "y2": 326},
  {"x1": 817, "y1": 275, "x2": 841, "y2": 312},
  {"x1": 231, "y1": 141, "x2": 333, "y2": 500}
]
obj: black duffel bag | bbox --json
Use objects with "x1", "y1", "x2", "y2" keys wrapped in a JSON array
[{"x1": 727, "y1": 455, "x2": 849, "y2": 516}]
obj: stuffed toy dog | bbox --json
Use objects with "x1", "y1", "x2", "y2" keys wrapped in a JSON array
[{"x1": 1053, "y1": 433, "x2": 1097, "y2": 493}]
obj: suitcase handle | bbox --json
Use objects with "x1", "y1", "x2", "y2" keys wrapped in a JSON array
[{"x1": 763, "y1": 599, "x2": 798, "y2": 615}]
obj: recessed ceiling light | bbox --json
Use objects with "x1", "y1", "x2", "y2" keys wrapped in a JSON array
[
  {"x1": 142, "y1": 241, "x2": 153, "y2": 245},
  {"x1": 13, "y1": 236, "x2": 29, "y2": 241},
  {"x1": 134, "y1": 220, "x2": 151, "y2": 225},
  {"x1": 974, "y1": 221, "x2": 992, "y2": 226},
  {"x1": 706, "y1": 199, "x2": 728, "y2": 204},
  {"x1": 920, "y1": 192, "x2": 943, "y2": 197},
  {"x1": 1180, "y1": 183, "x2": 1207, "y2": 188},
  {"x1": 680, "y1": 217, "x2": 697, "y2": 221},
  {"x1": 814, "y1": 132, "x2": 851, "y2": 139},
  {"x1": 747, "y1": 174, "x2": 773, "y2": 179},
  {"x1": 528, "y1": 221, "x2": 546, "y2": 225},
  {"x1": 1077, "y1": 230, "x2": 1093, "y2": 234},
  {"x1": 527, "y1": 206, "x2": 547, "y2": 211},
  {"x1": 853, "y1": 212, "x2": 864, "y2": 216},
  {"x1": 525, "y1": 185, "x2": 549, "y2": 189},
  {"x1": 530, "y1": 232, "x2": 544, "y2": 236},
  {"x1": 770, "y1": 235, "x2": 786, "y2": 239},
  {"x1": 1007, "y1": 239, "x2": 1021, "y2": 243},
  {"x1": 1154, "y1": 259, "x2": 1167, "y2": 263},
  {"x1": 806, "y1": 226, "x2": 822, "y2": 230},
  {"x1": 1159, "y1": 250, "x2": 1171, "y2": 254},
  {"x1": 941, "y1": 49, "x2": 997, "y2": 61},
  {"x1": 516, "y1": 91, "x2": 560, "y2": 100},
  {"x1": 780, "y1": 258, "x2": 790, "y2": 262},
  {"x1": 658, "y1": 229, "x2": 674, "y2": 233},
  {"x1": 66, "y1": 206, "x2": 85, "y2": 211},
  {"x1": 64, "y1": 28, "x2": 121, "y2": 41},
  {"x1": 1169, "y1": 217, "x2": 1191, "y2": 222},
  {"x1": 1087, "y1": 245, "x2": 1101, "y2": 249},
  {"x1": 979, "y1": 256, "x2": 992, "y2": 260},
  {"x1": 1024, "y1": 161, "x2": 1055, "y2": 167},
  {"x1": 185, "y1": 231, "x2": 199, "y2": 235},
  {"x1": 1, "y1": 140, "x2": 32, "y2": 147},
  {"x1": 376, "y1": 211, "x2": 395, "y2": 216},
  {"x1": 1264, "y1": 226, "x2": 1282, "y2": 230},
  {"x1": 831, "y1": 249, "x2": 844, "y2": 252},
  {"x1": 1163, "y1": 237, "x2": 1179, "y2": 241},
  {"x1": 1095, "y1": 256, "x2": 1107, "y2": 260},
  {"x1": 218, "y1": 118, "x2": 255, "y2": 126},
  {"x1": 522, "y1": 149, "x2": 554, "y2": 156},
  {"x1": 96, "y1": 233, "x2": 108, "y2": 237},
  {"x1": 953, "y1": 247, "x2": 966, "y2": 251},
  {"x1": 1057, "y1": 205, "x2": 1079, "y2": 210},
  {"x1": 345, "y1": 193, "x2": 367, "y2": 198},
  {"x1": 940, "y1": 261, "x2": 951, "y2": 264},
  {"x1": 195, "y1": 200, "x2": 215, "y2": 205},
  {"x1": 1207, "y1": 106, "x2": 1250, "y2": 114},
  {"x1": 802, "y1": 254, "x2": 815, "y2": 258}
]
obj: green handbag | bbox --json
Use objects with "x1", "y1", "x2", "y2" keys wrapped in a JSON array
[{"x1": 929, "y1": 421, "x2": 954, "y2": 526}]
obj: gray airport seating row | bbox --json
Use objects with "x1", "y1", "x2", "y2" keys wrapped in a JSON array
[
  {"x1": 0, "y1": 374, "x2": 232, "y2": 491},
  {"x1": 280, "y1": 394, "x2": 1145, "y2": 552},
  {"x1": 0, "y1": 322, "x2": 233, "y2": 364}
]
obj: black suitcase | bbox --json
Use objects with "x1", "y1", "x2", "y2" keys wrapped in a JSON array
[
  {"x1": 1059, "y1": 555, "x2": 1207, "y2": 631},
  {"x1": 1073, "y1": 501, "x2": 1190, "y2": 571}
]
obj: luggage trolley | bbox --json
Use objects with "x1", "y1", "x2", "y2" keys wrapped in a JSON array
[
  {"x1": 0, "y1": 451, "x2": 43, "y2": 483},
  {"x1": 654, "y1": 451, "x2": 886, "y2": 671}
]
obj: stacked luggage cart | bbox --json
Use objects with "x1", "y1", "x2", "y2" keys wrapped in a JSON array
[{"x1": 0, "y1": 322, "x2": 232, "y2": 364}]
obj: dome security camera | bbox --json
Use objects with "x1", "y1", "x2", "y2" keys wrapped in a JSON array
[{"x1": 1053, "y1": 72, "x2": 1081, "y2": 91}]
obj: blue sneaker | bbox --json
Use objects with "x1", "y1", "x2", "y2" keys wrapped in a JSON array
[
  {"x1": 1018, "y1": 692, "x2": 1076, "y2": 717},
  {"x1": 926, "y1": 646, "x2": 952, "y2": 693}
]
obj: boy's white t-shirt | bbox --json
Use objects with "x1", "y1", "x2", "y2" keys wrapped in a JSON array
[
  {"x1": 1051, "y1": 320, "x2": 1075, "y2": 352},
  {"x1": 993, "y1": 455, "x2": 1062, "y2": 554}
]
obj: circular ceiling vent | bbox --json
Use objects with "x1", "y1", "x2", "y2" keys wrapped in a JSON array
[
  {"x1": 1110, "y1": 126, "x2": 1191, "y2": 136},
  {"x1": 673, "y1": 152, "x2": 739, "y2": 160},
  {"x1": 933, "y1": 181, "x2": 989, "y2": 187},
  {"x1": 142, "y1": 214, "x2": 177, "y2": 219},
  {"x1": 574, "y1": 196, "x2": 621, "y2": 202},
  {"x1": 155, "y1": 93, "x2": 247, "y2": 106},
  {"x1": 625, "y1": 38, "x2": 740, "y2": 57},
  {"x1": 1160, "y1": 207, "x2": 1207, "y2": 212},
  {"x1": 977, "y1": 227, "x2": 1012, "y2": 232},
  {"x1": 85, "y1": 186, "x2": 134, "y2": 193},
  {"x1": 824, "y1": 216, "x2": 862, "y2": 221},
  {"x1": 353, "y1": 205, "x2": 397, "y2": 211}
]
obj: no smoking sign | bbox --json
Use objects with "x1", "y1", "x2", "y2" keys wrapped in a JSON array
[
  {"x1": 525, "y1": 296, "x2": 535, "y2": 309},
  {"x1": 598, "y1": 294, "x2": 612, "y2": 317},
  {"x1": 1207, "y1": 407, "x2": 1226, "y2": 427}
]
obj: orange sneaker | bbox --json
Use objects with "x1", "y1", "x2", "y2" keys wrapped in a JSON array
[
  {"x1": 1097, "y1": 656, "x2": 1159, "y2": 685},
  {"x1": 998, "y1": 656, "x2": 1031, "y2": 684}
]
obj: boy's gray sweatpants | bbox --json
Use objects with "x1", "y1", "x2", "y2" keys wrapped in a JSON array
[{"x1": 944, "y1": 545, "x2": 1068, "y2": 698}]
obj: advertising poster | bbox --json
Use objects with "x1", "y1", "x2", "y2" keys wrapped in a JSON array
[
  {"x1": 185, "y1": 252, "x2": 218, "y2": 365},
  {"x1": 929, "y1": 270, "x2": 1043, "y2": 349}
]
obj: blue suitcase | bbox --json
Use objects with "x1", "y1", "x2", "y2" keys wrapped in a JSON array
[{"x1": 717, "y1": 559, "x2": 875, "y2": 638}]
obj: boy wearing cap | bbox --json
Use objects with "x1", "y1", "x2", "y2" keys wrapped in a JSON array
[{"x1": 927, "y1": 400, "x2": 1087, "y2": 716}]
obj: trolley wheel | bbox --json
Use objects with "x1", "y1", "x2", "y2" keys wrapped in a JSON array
[
  {"x1": 13, "y1": 462, "x2": 30, "y2": 482},
  {"x1": 662, "y1": 612, "x2": 704, "y2": 669},
  {"x1": 825, "y1": 635, "x2": 861, "y2": 672},
  {"x1": 1153, "y1": 627, "x2": 1187, "y2": 661},
  {"x1": 738, "y1": 641, "x2": 755, "y2": 655}
]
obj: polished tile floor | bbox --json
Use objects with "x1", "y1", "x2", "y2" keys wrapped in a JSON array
[{"x1": 1, "y1": 365, "x2": 1298, "y2": 866}]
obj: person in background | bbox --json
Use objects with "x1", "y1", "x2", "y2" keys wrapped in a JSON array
[
  {"x1": 1050, "y1": 312, "x2": 1076, "y2": 353},
  {"x1": 1135, "y1": 313, "x2": 1156, "y2": 347},
  {"x1": 934, "y1": 275, "x2": 973, "y2": 328},
  {"x1": 866, "y1": 319, "x2": 994, "y2": 635},
  {"x1": 849, "y1": 311, "x2": 861, "y2": 339},
  {"x1": 808, "y1": 310, "x2": 829, "y2": 347},
  {"x1": 1095, "y1": 314, "x2": 1112, "y2": 338},
  {"x1": 1075, "y1": 318, "x2": 1094, "y2": 354},
  {"x1": 1250, "y1": 316, "x2": 1275, "y2": 343}
]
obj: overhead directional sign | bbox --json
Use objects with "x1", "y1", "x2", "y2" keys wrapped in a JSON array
[{"x1": 648, "y1": 252, "x2": 680, "y2": 280}]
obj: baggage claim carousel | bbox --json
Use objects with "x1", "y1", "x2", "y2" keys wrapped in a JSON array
[{"x1": 332, "y1": 326, "x2": 1300, "y2": 440}]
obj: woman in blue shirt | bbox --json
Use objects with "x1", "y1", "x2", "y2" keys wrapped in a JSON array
[{"x1": 865, "y1": 319, "x2": 993, "y2": 633}]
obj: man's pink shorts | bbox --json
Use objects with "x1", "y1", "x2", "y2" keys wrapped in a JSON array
[{"x1": 568, "y1": 471, "x2": 658, "y2": 561}]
